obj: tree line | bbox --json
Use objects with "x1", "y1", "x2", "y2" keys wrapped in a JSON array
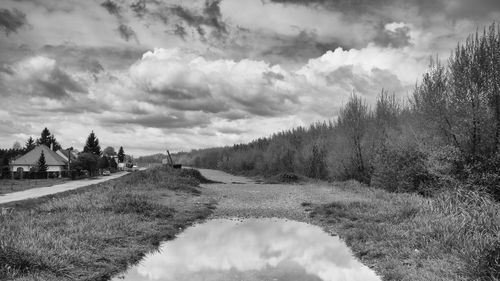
[{"x1": 180, "y1": 24, "x2": 500, "y2": 200}]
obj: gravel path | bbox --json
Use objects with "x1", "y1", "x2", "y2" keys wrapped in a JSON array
[{"x1": 198, "y1": 168, "x2": 344, "y2": 226}]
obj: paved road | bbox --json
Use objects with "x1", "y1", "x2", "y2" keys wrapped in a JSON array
[{"x1": 0, "y1": 172, "x2": 129, "y2": 205}]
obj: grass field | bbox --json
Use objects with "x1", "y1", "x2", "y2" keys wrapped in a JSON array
[
  {"x1": 307, "y1": 181, "x2": 500, "y2": 281},
  {"x1": 0, "y1": 178, "x2": 68, "y2": 195},
  {"x1": 0, "y1": 167, "x2": 216, "y2": 281}
]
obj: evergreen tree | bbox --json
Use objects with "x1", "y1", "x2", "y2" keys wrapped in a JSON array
[
  {"x1": 25, "y1": 137, "x2": 35, "y2": 151},
  {"x1": 37, "y1": 151, "x2": 48, "y2": 172},
  {"x1": 37, "y1": 127, "x2": 51, "y2": 147},
  {"x1": 117, "y1": 146, "x2": 125, "y2": 163},
  {"x1": 36, "y1": 128, "x2": 61, "y2": 151},
  {"x1": 109, "y1": 157, "x2": 118, "y2": 170},
  {"x1": 83, "y1": 131, "x2": 101, "y2": 155}
]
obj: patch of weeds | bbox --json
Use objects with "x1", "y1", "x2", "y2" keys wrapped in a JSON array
[
  {"x1": 177, "y1": 168, "x2": 218, "y2": 184},
  {"x1": 108, "y1": 193, "x2": 175, "y2": 219},
  {"x1": 301, "y1": 202, "x2": 312, "y2": 207}
]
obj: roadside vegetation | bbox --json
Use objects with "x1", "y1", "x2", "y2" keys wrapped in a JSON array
[
  {"x1": 178, "y1": 24, "x2": 500, "y2": 279},
  {"x1": 0, "y1": 167, "x2": 216, "y2": 281},
  {"x1": 307, "y1": 181, "x2": 499, "y2": 280}
]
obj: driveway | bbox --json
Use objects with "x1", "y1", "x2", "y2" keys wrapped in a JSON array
[{"x1": 0, "y1": 172, "x2": 129, "y2": 205}]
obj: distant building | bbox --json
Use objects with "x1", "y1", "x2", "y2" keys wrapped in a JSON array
[
  {"x1": 118, "y1": 162, "x2": 126, "y2": 171},
  {"x1": 11, "y1": 144, "x2": 68, "y2": 173}
]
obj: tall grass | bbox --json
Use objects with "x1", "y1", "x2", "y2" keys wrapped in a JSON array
[
  {"x1": 0, "y1": 167, "x2": 215, "y2": 281},
  {"x1": 311, "y1": 183, "x2": 500, "y2": 280}
]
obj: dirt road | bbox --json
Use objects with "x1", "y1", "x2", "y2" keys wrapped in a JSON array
[
  {"x1": 198, "y1": 168, "x2": 351, "y2": 227},
  {"x1": 0, "y1": 171, "x2": 129, "y2": 204}
]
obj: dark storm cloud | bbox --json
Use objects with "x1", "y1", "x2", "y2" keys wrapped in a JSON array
[
  {"x1": 130, "y1": 0, "x2": 147, "y2": 18},
  {"x1": 0, "y1": 8, "x2": 28, "y2": 35},
  {"x1": 101, "y1": 0, "x2": 121, "y2": 17},
  {"x1": 174, "y1": 24, "x2": 187, "y2": 39},
  {"x1": 100, "y1": 0, "x2": 140, "y2": 43},
  {"x1": 170, "y1": 0, "x2": 227, "y2": 38},
  {"x1": 117, "y1": 24, "x2": 138, "y2": 43}
]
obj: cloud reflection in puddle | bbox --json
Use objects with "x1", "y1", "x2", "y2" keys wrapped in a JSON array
[{"x1": 113, "y1": 218, "x2": 381, "y2": 281}]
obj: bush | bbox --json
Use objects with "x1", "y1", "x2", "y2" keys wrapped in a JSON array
[
  {"x1": 463, "y1": 153, "x2": 500, "y2": 200},
  {"x1": 177, "y1": 168, "x2": 215, "y2": 184},
  {"x1": 371, "y1": 144, "x2": 434, "y2": 194}
]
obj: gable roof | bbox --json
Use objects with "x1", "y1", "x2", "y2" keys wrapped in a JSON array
[
  {"x1": 12, "y1": 145, "x2": 67, "y2": 166},
  {"x1": 58, "y1": 149, "x2": 77, "y2": 161}
]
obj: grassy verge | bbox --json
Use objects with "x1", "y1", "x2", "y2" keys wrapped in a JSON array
[
  {"x1": 0, "y1": 167, "x2": 217, "y2": 281},
  {"x1": 306, "y1": 181, "x2": 499, "y2": 281},
  {"x1": 0, "y1": 179, "x2": 68, "y2": 195}
]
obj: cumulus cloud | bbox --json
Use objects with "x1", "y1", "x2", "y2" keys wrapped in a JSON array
[
  {"x1": 130, "y1": 48, "x2": 299, "y2": 116},
  {"x1": 2, "y1": 56, "x2": 86, "y2": 99},
  {"x1": 297, "y1": 44, "x2": 425, "y2": 84},
  {"x1": 0, "y1": 8, "x2": 28, "y2": 36}
]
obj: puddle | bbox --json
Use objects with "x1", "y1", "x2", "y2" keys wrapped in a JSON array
[{"x1": 113, "y1": 218, "x2": 381, "y2": 281}]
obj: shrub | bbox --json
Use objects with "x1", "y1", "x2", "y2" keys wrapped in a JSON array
[
  {"x1": 371, "y1": 144, "x2": 434, "y2": 194},
  {"x1": 178, "y1": 168, "x2": 215, "y2": 184}
]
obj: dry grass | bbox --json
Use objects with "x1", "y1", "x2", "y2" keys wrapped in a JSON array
[
  {"x1": 0, "y1": 179, "x2": 68, "y2": 195},
  {"x1": 309, "y1": 181, "x2": 500, "y2": 281},
  {"x1": 0, "y1": 167, "x2": 216, "y2": 281}
]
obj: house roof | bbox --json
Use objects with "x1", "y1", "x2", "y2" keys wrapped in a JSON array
[
  {"x1": 12, "y1": 144, "x2": 67, "y2": 166},
  {"x1": 57, "y1": 149, "x2": 77, "y2": 161}
]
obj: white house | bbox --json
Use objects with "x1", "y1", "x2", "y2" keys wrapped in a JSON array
[{"x1": 11, "y1": 144, "x2": 68, "y2": 173}]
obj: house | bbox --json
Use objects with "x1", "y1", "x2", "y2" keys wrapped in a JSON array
[
  {"x1": 11, "y1": 144, "x2": 68, "y2": 174},
  {"x1": 56, "y1": 148, "x2": 78, "y2": 163}
]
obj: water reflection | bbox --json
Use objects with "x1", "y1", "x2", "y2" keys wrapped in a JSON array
[{"x1": 113, "y1": 218, "x2": 381, "y2": 281}]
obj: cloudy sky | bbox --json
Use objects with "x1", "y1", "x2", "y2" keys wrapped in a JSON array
[{"x1": 0, "y1": 0, "x2": 499, "y2": 155}]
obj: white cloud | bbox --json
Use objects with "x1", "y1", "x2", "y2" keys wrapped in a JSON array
[
  {"x1": 298, "y1": 44, "x2": 426, "y2": 85},
  {"x1": 130, "y1": 48, "x2": 299, "y2": 116}
]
